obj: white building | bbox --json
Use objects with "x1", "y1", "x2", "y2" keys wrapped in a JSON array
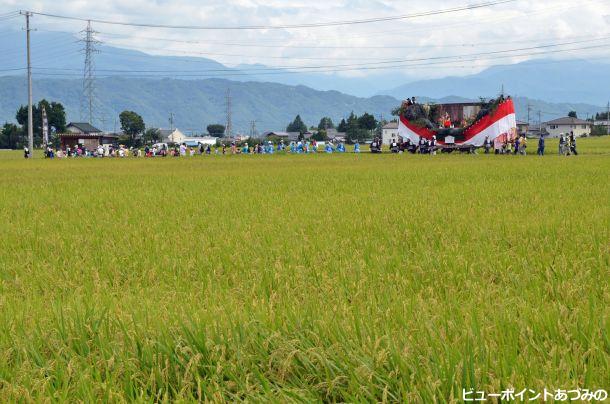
[
  {"x1": 182, "y1": 136, "x2": 218, "y2": 146},
  {"x1": 381, "y1": 121, "x2": 399, "y2": 145},
  {"x1": 158, "y1": 128, "x2": 186, "y2": 144},
  {"x1": 543, "y1": 117, "x2": 591, "y2": 138}
]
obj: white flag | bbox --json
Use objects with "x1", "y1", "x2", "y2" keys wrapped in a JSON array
[{"x1": 42, "y1": 106, "x2": 49, "y2": 145}]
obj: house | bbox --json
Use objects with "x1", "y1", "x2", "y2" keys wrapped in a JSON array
[
  {"x1": 60, "y1": 122, "x2": 117, "y2": 149},
  {"x1": 158, "y1": 128, "x2": 186, "y2": 144},
  {"x1": 264, "y1": 131, "x2": 301, "y2": 142},
  {"x1": 543, "y1": 117, "x2": 592, "y2": 138},
  {"x1": 181, "y1": 136, "x2": 218, "y2": 147},
  {"x1": 516, "y1": 120, "x2": 530, "y2": 136},
  {"x1": 326, "y1": 128, "x2": 346, "y2": 143},
  {"x1": 381, "y1": 121, "x2": 399, "y2": 145}
]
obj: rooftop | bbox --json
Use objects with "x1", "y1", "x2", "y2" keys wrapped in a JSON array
[
  {"x1": 67, "y1": 122, "x2": 102, "y2": 134},
  {"x1": 544, "y1": 117, "x2": 591, "y2": 125}
]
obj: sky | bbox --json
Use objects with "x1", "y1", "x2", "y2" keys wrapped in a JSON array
[{"x1": 1, "y1": 0, "x2": 610, "y2": 80}]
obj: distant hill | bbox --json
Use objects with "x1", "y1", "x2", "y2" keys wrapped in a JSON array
[
  {"x1": 3, "y1": 31, "x2": 610, "y2": 102},
  {"x1": 0, "y1": 30, "x2": 410, "y2": 98},
  {"x1": 381, "y1": 59, "x2": 610, "y2": 106},
  {"x1": 0, "y1": 76, "x2": 603, "y2": 133},
  {"x1": 0, "y1": 76, "x2": 400, "y2": 133}
]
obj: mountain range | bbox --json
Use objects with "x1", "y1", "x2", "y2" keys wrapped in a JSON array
[
  {"x1": 0, "y1": 30, "x2": 608, "y2": 132},
  {"x1": 0, "y1": 76, "x2": 604, "y2": 133},
  {"x1": 380, "y1": 59, "x2": 610, "y2": 106}
]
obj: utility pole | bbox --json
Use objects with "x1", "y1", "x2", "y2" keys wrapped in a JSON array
[
  {"x1": 249, "y1": 120, "x2": 257, "y2": 138},
  {"x1": 607, "y1": 101, "x2": 610, "y2": 136},
  {"x1": 538, "y1": 110, "x2": 542, "y2": 132},
  {"x1": 80, "y1": 20, "x2": 100, "y2": 125},
  {"x1": 527, "y1": 103, "x2": 532, "y2": 126},
  {"x1": 21, "y1": 11, "x2": 33, "y2": 158},
  {"x1": 225, "y1": 88, "x2": 232, "y2": 138},
  {"x1": 169, "y1": 112, "x2": 174, "y2": 130}
]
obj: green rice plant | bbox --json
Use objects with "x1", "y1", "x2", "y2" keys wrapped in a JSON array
[{"x1": 0, "y1": 137, "x2": 608, "y2": 401}]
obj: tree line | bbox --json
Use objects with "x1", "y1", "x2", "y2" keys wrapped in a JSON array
[{"x1": 286, "y1": 112, "x2": 384, "y2": 143}]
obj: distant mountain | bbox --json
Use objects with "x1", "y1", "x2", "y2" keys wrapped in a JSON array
[
  {"x1": 0, "y1": 76, "x2": 603, "y2": 133},
  {"x1": 0, "y1": 76, "x2": 400, "y2": 133},
  {"x1": 3, "y1": 31, "x2": 610, "y2": 102},
  {"x1": 0, "y1": 30, "x2": 411, "y2": 98},
  {"x1": 381, "y1": 59, "x2": 610, "y2": 106}
]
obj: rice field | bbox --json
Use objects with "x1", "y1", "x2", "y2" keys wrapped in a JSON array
[{"x1": 0, "y1": 137, "x2": 609, "y2": 402}]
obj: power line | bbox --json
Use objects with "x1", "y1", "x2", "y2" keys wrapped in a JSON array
[
  {"x1": 24, "y1": 1, "x2": 515, "y2": 30},
  {"x1": 20, "y1": 40, "x2": 610, "y2": 76},
  {"x1": 25, "y1": 0, "x2": 593, "y2": 48}
]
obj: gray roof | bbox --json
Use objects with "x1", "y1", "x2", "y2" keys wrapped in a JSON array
[
  {"x1": 67, "y1": 122, "x2": 102, "y2": 134},
  {"x1": 327, "y1": 131, "x2": 346, "y2": 140},
  {"x1": 544, "y1": 117, "x2": 591, "y2": 125},
  {"x1": 265, "y1": 131, "x2": 301, "y2": 141},
  {"x1": 158, "y1": 129, "x2": 174, "y2": 136},
  {"x1": 382, "y1": 121, "x2": 399, "y2": 129}
]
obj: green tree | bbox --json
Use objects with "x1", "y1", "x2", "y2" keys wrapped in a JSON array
[
  {"x1": 591, "y1": 125, "x2": 608, "y2": 136},
  {"x1": 595, "y1": 112, "x2": 609, "y2": 120},
  {"x1": 312, "y1": 130, "x2": 328, "y2": 141},
  {"x1": 375, "y1": 119, "x2": 389, "y2": 137},
  {"x1": 143, "y1": 128, "x2": 161, "y2": 144},
  {"x1": 16, "y1": 100, "x2": 66, "y2": 146},
  {"x1": 0, "y1": 123, "x2": 24, "y2": 149},
  {"x1": 207, "y1": 124, "x2": 226, "y2": 137},
  {"x1": 286, "y1": 115, "x2": 307, "y2": 134},
  {"x1": 317, "y1": 117, "x2": 334, "y2": 131},
  {"x1": 358, "y1": 112, "x2": 377, "y2": 131},
  {"x1": 337, "y1": 118, "x2": 347, "y2": 133},
  {"x1": 119, "y1": 111, "x2": 145, "y2": 146},
  {"x1": 568, "y1": 111, "x2": 578, "y2": 118}
]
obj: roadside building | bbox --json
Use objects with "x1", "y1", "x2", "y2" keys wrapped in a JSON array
[
  {"x1": 543, "y1": 117, "x2": 592, "y2": 138},
  {"x1": 326, "y1": 128, "x2": 347, "y2": 143},
  {"x1": 264, "y1": 131, "x2": 301, "y2": 142},
  {"x1": 381, "y1": 121, "x2": 399, "y2": 145},
  {"x1": 60, "y1": 122, "x2": 117, "y2": 149},
  {"x1": 516, "y1": 120, "x2": 530, "y2": 136},
  {"x1": 158, "y1": 128, "x2": 186, "y2": 144},
  {"x1": 181, "y1": 136, "x2": 218, "y2": 147}
]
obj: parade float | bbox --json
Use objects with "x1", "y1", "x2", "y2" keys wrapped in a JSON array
[{"x1": 397, "y1": 96, "x2": 517, "y2": 152}]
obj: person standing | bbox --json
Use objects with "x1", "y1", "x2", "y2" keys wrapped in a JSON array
[
  {"x1": 569, "y1": 132, "x2": 578, "y2": 156},
  {"x1": 513, "y1": 136, "x2": 520, "y2": 155},
  {"x1": 430, "y1": 136, "x2": 437, "y2": 155},
  {"x1": 537, "y1": 135, "x2": 545, "y2": 156},
  {"x1": 484, "y1": 136, "x2": 491, "y2": 154},
  {"x1": 559, "y1": 134, "x2": 565, "y2": 155},
  {"x1": 418, "y1": 136, "x2": 425, "y2": 154},
  {"x1": 519, "y1": 135, "x2": 527, "y2": 156}
]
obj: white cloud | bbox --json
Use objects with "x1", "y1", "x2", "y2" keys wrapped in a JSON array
[{"x1": 2, "y1": 0, "x2": 610, "y2": 79}]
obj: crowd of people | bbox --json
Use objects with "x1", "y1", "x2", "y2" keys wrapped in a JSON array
[
  {"x1": 33, "y1": 131, "x2": 579, "y2": 159},
  {"x1": 38, "y1": 139, "x2": 359, "y2": 159}
]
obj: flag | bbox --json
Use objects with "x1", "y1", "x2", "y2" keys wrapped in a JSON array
[{"x1": 42, "y1": 106, "x2": 49, "y2": 146}]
